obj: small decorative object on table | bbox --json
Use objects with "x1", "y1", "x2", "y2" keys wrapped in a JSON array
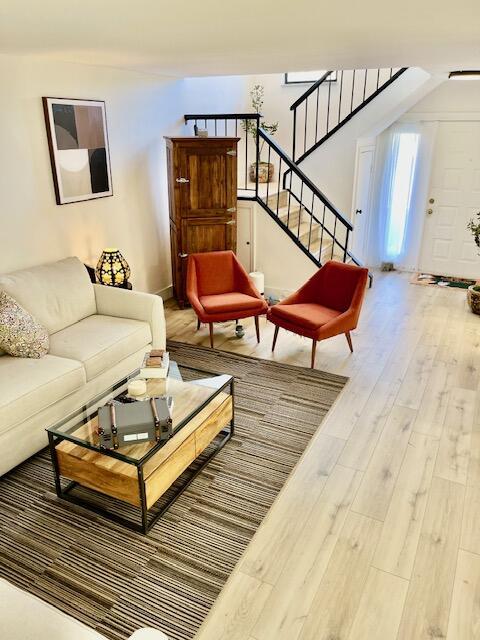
[
  {"x1": 96, "y1": 248, "x2": 131, "y2": 287},
  {"x1": 98, "y1": 396, "x2": 173, "y2": 449},
  {"x1": 140, "y1": 349, "x2": 170, "y2": 379}
]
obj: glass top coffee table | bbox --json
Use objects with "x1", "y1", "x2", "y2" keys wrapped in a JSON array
[{"x1": 47, "y1": 361, "x2": 234, "y2": 533}]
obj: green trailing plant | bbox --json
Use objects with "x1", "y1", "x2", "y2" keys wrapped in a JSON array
[
  {"x1": 467, "y1": 211, "x2": 480, "y2": 253},
  {"x1": 242, "y1": 84, "x2": 278, "y2": 159}
]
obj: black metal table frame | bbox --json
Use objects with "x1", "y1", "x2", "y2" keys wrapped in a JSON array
[{"x1": 47, "y1": 375, "x2": 234, "y2": 534}]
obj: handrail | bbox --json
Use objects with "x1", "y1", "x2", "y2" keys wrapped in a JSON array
[
  {"x1": 290, "y1": 67, "x2": 408, "y2": 163},
  {"x1": 258, "y1": 128, "x2": 353, "y2": 231},
  {"x1": 290, "y1": 71, "x2": 333, "y2": 110},
  {"x1": 184, "y1": 113, "x2": 261, "y2": 122}
]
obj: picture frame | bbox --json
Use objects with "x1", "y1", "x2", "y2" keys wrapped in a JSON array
[{"x1": 42, "y1": 97, "x2": 113, "y2": 205}]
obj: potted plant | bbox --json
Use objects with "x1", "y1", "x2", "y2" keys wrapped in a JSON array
[
  {"x1": 467, "y1": 211, "x2": 480, "y2": 314},
  {"x1": 243, "y1": 85, "x2": 279, "y2": 183}
]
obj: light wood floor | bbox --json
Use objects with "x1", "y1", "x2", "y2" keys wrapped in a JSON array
[{"x1": 165, "y1": 271, "x2": 480, "y2": 640}]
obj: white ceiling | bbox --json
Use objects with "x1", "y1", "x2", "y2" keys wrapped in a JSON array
[{"x1": 1, "y1": 0, "x2": 479, "y2": 77}]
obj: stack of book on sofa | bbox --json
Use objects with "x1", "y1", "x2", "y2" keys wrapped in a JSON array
[{"x1": 140, "y1": 349, "x2": 170, "y2": 379}]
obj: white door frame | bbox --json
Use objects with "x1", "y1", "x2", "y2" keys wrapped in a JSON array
[{"x1": 350, "y1": 139, "x2": 376, "y2": 262}]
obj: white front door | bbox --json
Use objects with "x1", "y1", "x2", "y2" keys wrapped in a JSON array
[
  {"x1": 351, "y1": 147, "x2": 375, "y2": 261},
  {"x1": 420, "y1": 121, "x2": 480, "y2": 279}
]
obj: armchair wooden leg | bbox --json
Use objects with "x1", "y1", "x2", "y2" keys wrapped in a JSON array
[
  {"x1": 272, "y1": 325, "x2": 279, "y2": 352},
  {"x1": 209, "y1": 323, "x2": 214, "y2": 348},
  {"x1": 311, "y1": 339, "x2": 317, "y2": 369},
  {"x1": 196, "y1": 317, "x2": 201, "y2": 330},
  {"x1": 254, "y1": 316, "x2": 260, "y2": 343},
  {"x1": 345, "y1": 331, "x2": 353, "y2": 353}
]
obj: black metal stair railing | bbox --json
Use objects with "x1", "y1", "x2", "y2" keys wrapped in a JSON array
[
  {"x1": 257, "y1": 128, "x2": 354, "y2": 267},
  {"x1": 290, "y1": 67, "x2": 408, "y2": 163},
  {"x1": 183, "y1": 113, "x2": 362, "y2": 271}
]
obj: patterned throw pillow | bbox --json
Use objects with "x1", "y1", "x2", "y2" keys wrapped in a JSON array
[{"x1": 0, "y1": 291, "x2": 49, "y2": 358}]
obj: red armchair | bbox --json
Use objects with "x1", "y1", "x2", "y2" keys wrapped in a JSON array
[
  {"x1": 268, "y1": 261, "x2": 368, "y2": 368},
  {"x1": 186, "y1": 251, "x2": 268, "y2": 348}
]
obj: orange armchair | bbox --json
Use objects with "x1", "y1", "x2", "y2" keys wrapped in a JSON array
[
  {"x1": 268, "y1": 261, "x2": 368, "y2": 368},
  {"x1": 186, "y1": 251, "x2": 268, "y2": 348}
]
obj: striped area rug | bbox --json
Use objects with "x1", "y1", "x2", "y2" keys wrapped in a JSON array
[{"x1": 0, "y1": 341, "x2": 347, "y2": 640}]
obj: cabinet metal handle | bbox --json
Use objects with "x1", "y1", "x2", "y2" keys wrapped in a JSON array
[
  {"x1": 226, "y1": 220, "x2": 236, "y2": 225},
  {"x1": 178, "y1": 253, "x2": 188, "y2": 258},
  {"x1": 226, "y1": 150, "x2": 237, "y2": 156},
  {"x1": 176, "y1": 177, "x2": 189, "y2": 183},
  {"x1": 227, "y1": 207, "x2": 236, "y2": 213}
]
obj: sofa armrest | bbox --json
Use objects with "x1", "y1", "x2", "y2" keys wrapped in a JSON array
[
  {"x1": 94, "y1": 284, "x2": 166, "y2": 350},
  {"x1": 129, "y1": 629, "x2": 168, "y2": 640}
]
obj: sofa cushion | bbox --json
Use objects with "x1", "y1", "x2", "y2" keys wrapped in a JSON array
[
  {"x1": 270, "y1": 303, "x2": 341, "y2": 331},
  {"x1": 48, "y1": 314, "x2": 152, "y2": 381},
  {"x1": 0, "y1": 257, "x2": 96, "y2": 335},
  {"x1": 200, "y1": 292, "x2": 265, "y2": 314},
  {"x1": 0, "y1": 291, "x2": 49, "y2": 358},
  {"x1": 0, "y1": 354, "x2": 85, "y2": 434}
]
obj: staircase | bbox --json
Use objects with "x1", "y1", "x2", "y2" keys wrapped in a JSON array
[{"x1": 183, "y1": 67, "x2": 408, "y2": 279}]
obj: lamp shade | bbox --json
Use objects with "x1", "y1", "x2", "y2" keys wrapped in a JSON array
[{"x1": 95, "y1": 249, "x2": 131, "y2": 286}]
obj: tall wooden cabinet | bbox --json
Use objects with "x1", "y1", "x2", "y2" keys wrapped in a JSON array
[{"x1": 165, "y1": 137, "x2": 239, "y2": 307}]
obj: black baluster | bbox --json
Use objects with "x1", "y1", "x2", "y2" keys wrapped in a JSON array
[
  {"x1": 332, "y1": 216, "x2": 337, "y2": 259},
  {"x1": 307, "y1": 193, "x2": 315, "y2": 251},
  {"x1": 292, "y1": 108, "x2": 297, "y2": 161},
  {"x1": 350, "y1": 69, "x2": 356, "y2": 112},
  {"x1": 363, "y1": 69, "x2": 368, "y2": 102},
  {"x1": 245, "y1": 119, "x2": 248, "y2": 190},
  {"x1": 338, "y1": 70, "x2": 344, "y2": 126},
  {"x1": 286, "y1": 172, "x2": 292, "y2": 228},
  {"x1": 235, "y1": 118, "x2": 238, "y2": 136},
  {"x1": 266, "y1": 144, "x2": 272, "y2": 205},
  {"x1": 297, "y1": 182, "x2": 304, "y2": 239},
  {"x1": 376, "y1": 68, "x2": 380, "y2": 90},
  {"x1": 326, "y1": 75, "x2": 332, "y2": 134},
  {"x1": 214, "y1": 119, "x2": 217, "y2": 135},
  {"x1": 224, "y1": 119, "x2": 227, "y2": 135},
  {"x1": 320, "y1": 205, "x2": 326, "y2": 261},
  {"x1": 315, "y1": 87, "x2": 319, "y2": 143},
  {"x1": 344, "y1": 228, "x2": 349, "y2": 262},
  {"x1": 276, "y1": 158, "x2": 282, "y2": 216},
  {"x1": 304, "y1": 99, "x2": 308, "y2": 154}
]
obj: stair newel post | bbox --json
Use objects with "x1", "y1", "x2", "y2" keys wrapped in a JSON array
[
  {"x1": 255, "y1": 117, "x2": 260, "y2": 199},
  {"x1": 344, "y1": 227, "x2": 350, "y2": 262},
  {"x1": 292, "y1": 108, "x2": 297, "y2": 162}
]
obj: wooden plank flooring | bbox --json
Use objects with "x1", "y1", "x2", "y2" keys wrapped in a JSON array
[{"x1": 164, "y1": 271, "x2": 480, "y2": 640}]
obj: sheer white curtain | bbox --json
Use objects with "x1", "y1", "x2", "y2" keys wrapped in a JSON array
[{"x1": 369, "y1": 121, "x2": 437, "y2": 270}]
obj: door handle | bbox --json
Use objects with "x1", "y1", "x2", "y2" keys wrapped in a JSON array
[
  {"x1": 178, "y1": 252, "x2": 188, "y2": 258},
  {"x1": 176, "y1": 177, "x2": 189, "y2": 183},
  {"x1": 355, "y1": 209, "x2": 362, "y2": 215},
  {"x1": 427, "y1": 209, "x2": 433, "y2": 215}
]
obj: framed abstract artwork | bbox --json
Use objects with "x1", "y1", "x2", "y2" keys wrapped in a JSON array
[{"x1": 43, "y1": 97, "x2": 113, "y2": 205}]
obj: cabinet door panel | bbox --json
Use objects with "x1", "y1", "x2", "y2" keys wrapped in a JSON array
[
  {"x1": 180, "y1": 145, "x2": 237, "y2": 218},
  {"x1": 182, "y1": 218, "x2": 236, "y2": 255}
]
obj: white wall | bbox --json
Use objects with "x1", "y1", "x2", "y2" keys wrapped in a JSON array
[
  {"x1": 402, "y1": 78, "x2": 480, "y2": 117},
  {"x1": 0, "y1": 56, "x2": 246, "y2": 294}
]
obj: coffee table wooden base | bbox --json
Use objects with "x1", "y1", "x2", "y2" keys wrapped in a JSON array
[{"x1": 48, "y1": 393, "x2": 233, "y2": 534}]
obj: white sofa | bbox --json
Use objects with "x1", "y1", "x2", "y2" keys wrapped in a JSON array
[
  {"x1": 0, "y1": 257, "x2": 166, "y2": 476},
  {"x1": 0, "y1": 577, "x2": 168, "y2": 640}
]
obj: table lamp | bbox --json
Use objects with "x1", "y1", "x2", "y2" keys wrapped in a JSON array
[{"x1": 95, "y1": 249, "x2": 131, "y2": 287}]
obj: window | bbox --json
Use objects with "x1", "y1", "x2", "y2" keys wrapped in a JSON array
[
  {"x1": 284, "y1": 70, "x2": 337, "y2": 85},
  {"x1": 385, "y1": 132, "x2": 420, "y2": 258}
]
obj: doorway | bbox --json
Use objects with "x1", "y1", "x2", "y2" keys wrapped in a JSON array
[
  {"x1": 351, "y1": 145, "x2": 375, "y2": 262},
  {"x1": 420, "y1": 121, "x2": 480, "y2": 279}
]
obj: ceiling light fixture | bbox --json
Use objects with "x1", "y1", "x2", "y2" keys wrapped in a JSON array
[{"x1": 449, "y1": 70, "x2": 480, "y2": 80}]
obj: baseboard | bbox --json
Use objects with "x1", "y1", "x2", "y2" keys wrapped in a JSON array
[{"x1": 157, "y1": 284, "x2": 174, "y2": 300}]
